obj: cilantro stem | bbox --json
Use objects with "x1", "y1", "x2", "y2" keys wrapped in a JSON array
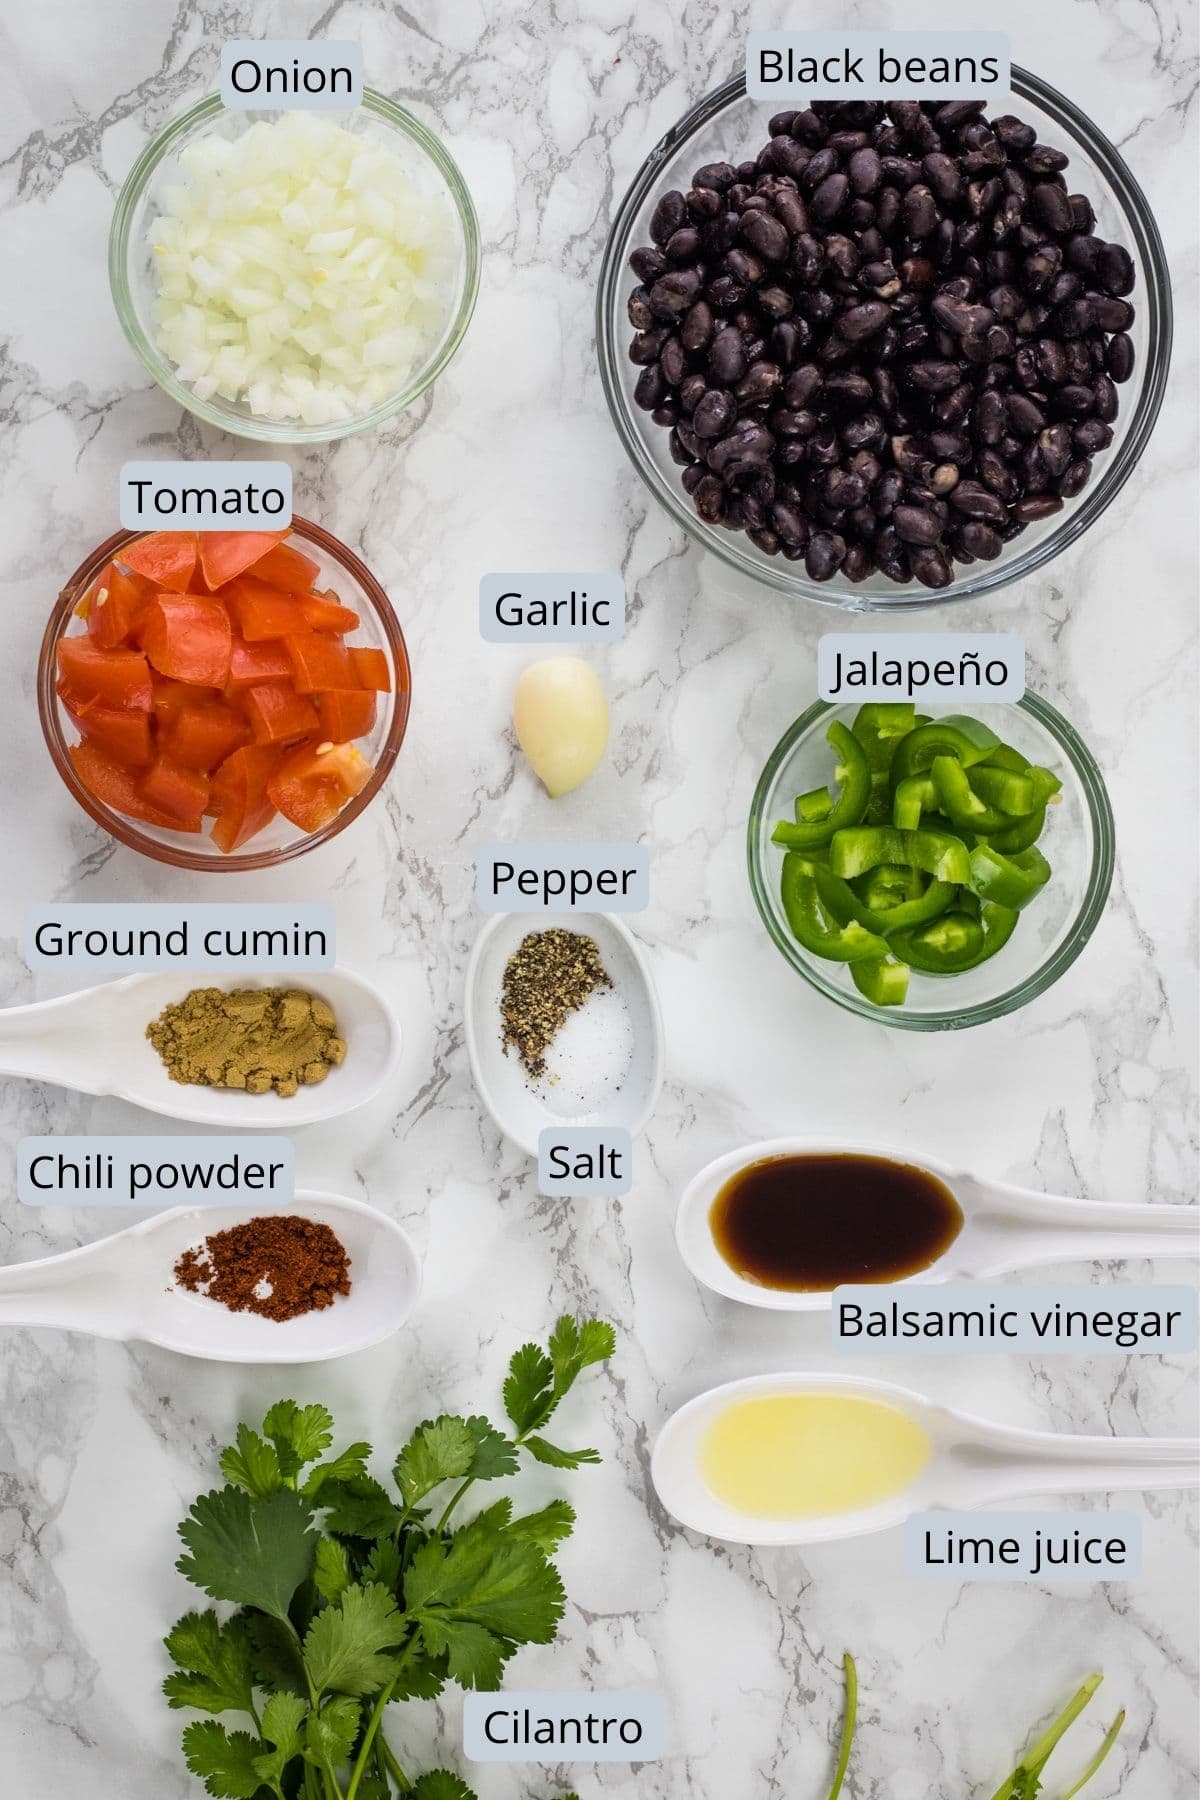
[
  {"x1": 344, "y1": 1642, "x2": 417, "y2": 1800},
  {"x1": 434, "y1": 1425, "x2": 538, "y2": 1535},
  {"x1": 1059, "y1": 1710, "x2": 1125, "y2": 1799},
  {"x1": 825, "y1": 1654, "x2": 857, "y2": 1800},
  {"x1": 379, "y1": 1735, "x2": 410, "y2": 1791},
  {"x1": 988, "y1": 1675, "x2": 1104, "y2": 1800}
]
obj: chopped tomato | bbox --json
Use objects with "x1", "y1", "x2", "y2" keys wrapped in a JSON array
[
  {"x1": 348, "y1": 646, "x2": 392, "y2": 692},
  {"x1": 142, "y1": 595, "x2": 232, "y2": 688},
  {"x1": 243, "y1": 681, "x2": 320, "y2": 746},
  {"x1": 226, "y1": 636, "x2": 294, "y2": 689},
  {"x1": 226, "y1": 576, "x2": 312, "y2": 641},
  {"x1": 210, "y1": 745, "x2": 283, "y2": 853},
  {"x1": 120, "y1": 532, "x2": 197, "y2": 592},
  {"x1": 165, "y1": 700, "x2": 248, "y2": 773},
  {"x1": 267, "y1": 740, "x2": 373, "y2": 833},
  {"x1": 138, "y1": 755, "x2": 210, "y2": 826},
  {"x1": 70, "y1": 742, "x2": 200, "y2": 831},
  {"x1": 197, "y1": 530, "x2": 290, "y2": 592},
  {"x1": 63, "y1": 701, "x2": 153, "y2": 767},
  {"x1": 85, "y1": 563, "x2": 154, "y2": 650},
  {"x1": 250, "y1": 541, "x2": 320, "y2": 592},
  {"x1": 57, "y1": 639, "x2": 153, "y2": 711},
  {"x1": 317, "y1": 689, "x2": 377, "y2": 742},
  {"x1": 286, "y1": 633, "x2": 356, "y2": 694},
  {"x1": 301, "y1": 592, "x2": 360, "y2": 633}
]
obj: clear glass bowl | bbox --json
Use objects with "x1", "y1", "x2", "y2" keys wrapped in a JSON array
[
  {"x1": 748, "y1": 697, "x2": 1114, "y2": 1028},
  {"x1": 110, "y1": 91, "x2": 480, "y2": 443},
  {"x1": 597, "y1": 69, "x2": 1171, "y2": 610},
  {"x1": 40, "y1": 519, "x2": 411, "y2": 871}
]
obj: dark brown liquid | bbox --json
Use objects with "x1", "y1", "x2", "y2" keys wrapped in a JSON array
[{"x1": 709, "y1": 1153, "x2": 964, "y2": 1291}]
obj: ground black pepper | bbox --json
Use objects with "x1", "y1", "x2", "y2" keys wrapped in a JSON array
[
  {"x1": 499, "y1": 929, "x2": 613, "y2": 1078},
  {"x1": 173, "y1": 1215, "x2": 352, "y2": 1321}
]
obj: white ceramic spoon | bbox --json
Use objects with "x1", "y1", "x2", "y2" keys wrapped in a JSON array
[
  {"x1": 0, "y1": 1191, "x2": 419, "y2": 1363},
  {"x1": 0, "y1": 969, "x2": 402, "y2": 1128},
  {"x1": 652, "y1": 1370, "x2": 1200, "y2": 1547},
  {"x1": 465, "y1": 911, "x2": 663, "y2": 1155},
  {"x1": 677, "y1": 1137, "x2": 1199, "y2": 1311}
]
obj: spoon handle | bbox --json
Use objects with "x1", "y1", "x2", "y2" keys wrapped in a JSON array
[
  {"x1": 962, "y1": 1429, "x2": 1200, "y2": 1503},
  {"x1": 978, "y1": 1188, "x2": 1199, "y2": 1271},
  {"x1": 0, "y1": 1247, "x2": 128, "y2": 1336}
]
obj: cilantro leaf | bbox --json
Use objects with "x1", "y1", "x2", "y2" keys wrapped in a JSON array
[
  {"x1": 301, "y1": 1442, "x2": 373, "y2": 1500},
  {"x1": 549, "y1": 1316, "x2": 616, "y2": 1387},
  {"x1": 303, "y1": 1695, "x2": 360, "y2": 1775},
  {"x1": 262, "y1": 1402, "x2": 335, "y2": 1481},
  {"x1": 313, "y1": 1537, "x2": 353, "y2": 1601},
  {"x1": 504, "y1": 1499, "x2": 576, "y2": 1553},
  {"x1": 418, "y1": 1616, "x2": 511, "y2": 1690},
  {"x1": 362, "y1": 1539, "x2": 403, "y2": 1592},
  {"x1": 220, "y1": 1426, "x2": 284, "y2": 1500},
  {"x1": 405, "y1": 1519, "x2": 565, "y2": 1646},
  {"x1": 523, "y1": 1437, "x2": 601, "y2": 1469},
  {"x1": 177, "y1": 1488, "x2": 317, "y2": 1622},
  {"x1": 318, "y1": 1475, "x2": 403, "y2": 1540},
  {"x1": 390, "y1": 1643, "x2": 450, "y2": 1702},
  {"x1": 163, "y1": 1610, "x2": 256, "y2": 1716},
  {"x1": 503, "y1": 1342, "x2": 555, "y2": 1436},
  {"x1": 302, "y1": 1582, "x2": 408, "y2": 1697},
  {"x1": 245, "y1": 1614, "x2": 307, "y2": 1696},
  {"x1": 181, "y1": 1720, "x2": 268, "y2": 1799},
  {"x1": 410, "y1": 1773, "x2": 477, "y2": 1800},
  {"x1": 251, "y1": 1692, "x2": 308, "y2": 1790},
  {"x1": 463, "y1": 1416, "x2": 519, "y2": 1481},
  {"x1": 393, "y1": 1417, "x2": 479, "y2": 1506}
]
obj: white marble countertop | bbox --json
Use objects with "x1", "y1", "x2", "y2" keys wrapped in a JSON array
[{"x1": 0, "y1": 1, "x2": 1196, "y2": 1795}]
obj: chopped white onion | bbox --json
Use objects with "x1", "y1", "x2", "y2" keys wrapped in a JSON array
[{"x1": 149, "y1": 112, "x2": 458, "y2": 423}]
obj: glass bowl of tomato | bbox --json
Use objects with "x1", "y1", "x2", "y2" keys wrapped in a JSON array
[{"x1": 40, "y1": 520, "x2": 411, "y2": 871}]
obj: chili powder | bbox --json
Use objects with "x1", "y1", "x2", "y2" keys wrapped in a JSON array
[{"x1": 173, "y1": 1214, "x2": 352, "y2": 1321}]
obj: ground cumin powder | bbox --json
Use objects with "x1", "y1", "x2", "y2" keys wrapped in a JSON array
[
  {"x1": 174, "y1": 1215, "x2": 352, "y2": 1321},
  {"x1": 147, "y1": 987, "x2": 346, "y2": 1097}
]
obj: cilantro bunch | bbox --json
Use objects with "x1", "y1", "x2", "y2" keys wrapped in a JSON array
[{"x1": 165, "y1": 1317, "x2": 614, "y2": 1800}]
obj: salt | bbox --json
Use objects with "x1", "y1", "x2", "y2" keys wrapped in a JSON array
[{"x1": 524, "y1": 986, "x2": 634, "y2": 1117}]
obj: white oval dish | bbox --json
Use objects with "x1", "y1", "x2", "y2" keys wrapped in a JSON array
[
  {"x1": 464, "y1": 911, "x2": 663, "y2": 1156},
  {"x1": 0, "y1": 968, "x2": 402, "y2": 1128}
]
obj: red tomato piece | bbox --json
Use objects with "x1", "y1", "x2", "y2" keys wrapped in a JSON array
[
  {"x1": 209, "y1": 745, "x2": 283, "y2": 853},
  {"x1": 267, "y1": 741, "x2": 373, "y2": 833},
  {"x1": 317, "y1": 690, "x2": 377, "y2": 742},
  {"x1": 70, "y1": 742, "x2": 200, "y2": 832},
  {"x1": 142, "y1": 595, "x2": 233, "y2": 687},
  {"x1": 226, "y1": 636, "x2": 295, "y2": 689},
  {"x1": 85, "y1": 564, "x2": 154, "y2": 649},
  {"x1": 138, "y1": 755, "x2": 211, "y2": 826},
  {"x1": 165, "y1": 701, "x2": 249, "y2": 773},
  {"x1": 226, "y1": 576, "x2": 312, "y2": 641},
  {"x1": 120, "y1": 532, "x2": 197, "y2": 592},
  {"x1": 250, "y1": 541, "x2": 320, "y2": 592},
  {"x1": 300, "y1": 591, "x2": 360, "y2": 633},
  {"x1": 348, "y1": 646, "x2": 392, "y2": 692},
  {"x1": 285, "y1": 633, "x2": 356, "y2": 694},
  {"x1": 243, "y1": 682, "x2": 320, "y2": 746},
  {"x1": 197, "y1": 530, "x2": 290, "y2": 592},
  {"x1": 64, "y1": 701, "x2": 153, "y2": 767},
  {"x1": 57, "y1": 638, "x2": 153, "y2": 711}
]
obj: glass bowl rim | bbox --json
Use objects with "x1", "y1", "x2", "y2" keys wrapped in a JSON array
[
  {"x1": 39, "y1": 516, "x2": 412, "y2": 872},
  {"x1": 746, "y1": 693, "x2": 1116, "y2": 1028},
  {"x1": 109, "y1": 88, "x2": 482, "y2": 444},
  {"x1": 596, "y1": 64, "x2": 1173, "y2": 612}
]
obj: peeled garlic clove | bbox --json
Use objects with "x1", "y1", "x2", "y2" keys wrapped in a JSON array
[{"x1": 513, "y1": 657, "x2": 609, "y2": 798}]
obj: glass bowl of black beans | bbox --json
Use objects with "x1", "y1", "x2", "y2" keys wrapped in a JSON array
[{"x1": 597, "y1": 72, "x2": 1171, "y2": 608}]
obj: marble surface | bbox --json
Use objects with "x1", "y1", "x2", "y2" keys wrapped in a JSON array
[{"x1": 0, "y1": 1, "x2": 1197, "y2": 1795}]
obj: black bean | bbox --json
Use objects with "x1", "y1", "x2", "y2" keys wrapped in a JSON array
[
  {"x1": 766, "y1": 136, "x2": 812, "y2": 180},
  {"x1": 951, "y1": 480, "x2": 1007, "y2": 523},
  {"x1": 1058, "y1": 460, "x2": 1091, "y2": 498},
  {"x1": 693, "y1": 474, "x2": 726, "y2": 522},
  {"x1": 893, "y1": 505, "x2": 943, "y2": 546},
  {"x1": 823, "y1": 371, "x2": 874, "y2": 409},
  {"x1": 680, "y1": 374, "x2": 706, "y2": 414},
  {"x1": 1031, "y1": 182, "x2": 1074, "y2": 233},
  {"x1": 1098, "y1": 242, "x2": 1135, "y2": 295},
  {"x1": 679, "y1": 458, "x2": 703, "y2": 490},
  {"x1": 649, "y1": 191, "x2": 687, "y2": 245},
  {"x1": 825, "y1": 469, "x2": 869, "y2": 508},
  {"x1": 660, "y1": 337, "x2": 687, "y2": 387},
  {"x1": 707, "y1": 420, "x2": 775, "y2": 474},
  {"x1": 1007, "y1": 392, "x2": 1046, "y2": 437},
  {"x1": 628, "y1": 327, "x2": 668, "y2": 366},
  {"x1": 692, "y1": 388, "x2": 737, "y2": 438},
  {"x1": 648, "y1": 270, "x2": 700, "y2": 319},
  {"x1": 909, "y1": 544, "x2": 954, "y2": 588},
  {"x1": 906, "y1": 360, "x2": 961, "y2": 394},
  {"x1": 837, "y1": 300, "x2": 891, "y2": 343},
  {"x1": 1054, "y1": 384, "x2": 1096, "y2": 418},
  {"x1": 694, "y1": 161, "x2": 737, "y2": 191},
  {"x1": 1093, "y1": 374, "x2": 1118, "y2": 422},
  {"x1": 902, "y1": 184, "x2": 939, "y2": 239},
  {"x1": 1013, "y1": 494, "x2": 1064, "y2": 523},
  {"x1": 974, "y1": 389, "x2": 1007, "y2": 444},
  {"x1": 810, "y1": 171, "x2": 850, "y2": 223},
  {"x1": 923, "y1": 152, "x2": 964, "y2": 205},
  {"x1": 1106, "y1": 333, "x2": 1135, "y2": 382},
  {"x1": 956, "y1": 520, "x2": 1003, "y2": 559},
  {"x1": 740, "y1": 209, "x2": 790, "y2": 263},
  {"x1": 1037, "y1": 422, "x2": 1074, "y2": 477},
  {"x1": 848, "y1": 147, "x2": 883, "y2": 194},
  {"x1": 1073, "y1": 418, "x2": 1113, "y2": 454},
  {"x1": 805, "y1": 531, "x2": 847, "y2": 580},
  {"x1": 708, "y1": 327, "x2": 747, "y2": 385},
  {"x1": 736, "y1": 361, "x2": 783, "y2": 406}
]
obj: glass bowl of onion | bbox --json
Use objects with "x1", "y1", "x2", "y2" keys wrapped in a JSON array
[{"x1": 110, "y1": 91, "x2": 481, "y2": 443}]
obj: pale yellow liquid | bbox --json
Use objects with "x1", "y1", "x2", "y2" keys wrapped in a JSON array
[{"x1": 699, "y1": 1392, "x2": 932, "y2": 1520}]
